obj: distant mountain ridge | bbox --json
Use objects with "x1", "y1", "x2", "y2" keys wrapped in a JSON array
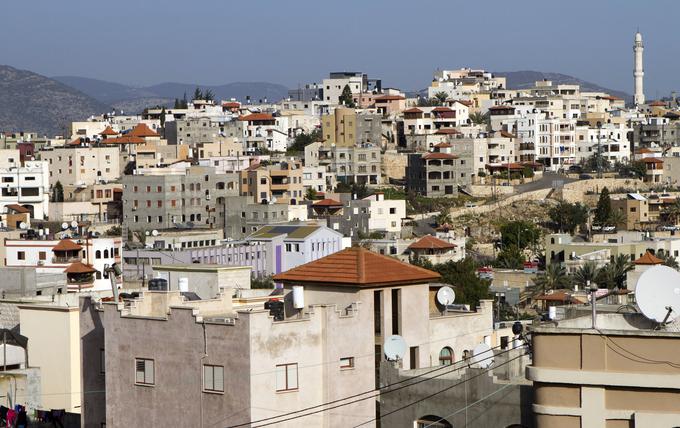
[
  {"x1": 494, "y1": 70, "x2": 633, "y2": 104},
  {"x1": 0, "y1": 65, "x2": 111, "y2": 137},
  {"x1": 52, "y1": 76, "x2": 290, "y2": 112}
]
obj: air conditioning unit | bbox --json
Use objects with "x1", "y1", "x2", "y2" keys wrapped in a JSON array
[{"x1": 37, "y1": 260, "x2": 45, "y2": 266}]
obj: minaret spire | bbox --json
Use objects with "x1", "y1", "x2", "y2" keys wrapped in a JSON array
[{"x1": 634, "y1": 31, "x2": 645, "y2": 106}]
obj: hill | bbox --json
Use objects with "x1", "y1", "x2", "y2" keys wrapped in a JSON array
[
  {"x1": 53, "y1": 76, "x2": 290, "y2": 112},
  {"x1": 494, "y1": 70, "x2": 632, "y2": 104},
  {"x1": 0, "y1": 66, "x2": 111, "y2": 137}
]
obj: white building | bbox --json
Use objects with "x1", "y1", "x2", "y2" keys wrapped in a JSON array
[
  {"x1": 41, "y1": 146, "x2": 120, "y2": 186},
  {"x1": 362, "y1": 193, "x2": 406, "y2": 234},
  {"x1": 0, "y1": 160, "x2": 50, "y2": 219},
  {"x1": 4, "y1": 236, "x2": 122, "y2": 292}
]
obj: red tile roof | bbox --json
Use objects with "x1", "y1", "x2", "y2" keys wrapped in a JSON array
[
  {"x1": 313, "y1": 198, "x2": 344, "y2": 207},
  {"x1": 53, "y1": 239, "x2": 83, "y2": 252},
  {"x1": 239, "y1": 113, "x2": 274, "y2": 121},
  {"x1": 432, "y1": 106, "x2": 453, "y2": 112},
  {"x1": 64, "y1": 261, "x2": 96, "y2": 274},
  {"x1": 408, "y1": 235, "x2": 457, "y2": 250},
  {"x1": 128, "y1": 123, "x2": 159, "y2": 137},
  {"x1": 99, "y1": 126, "x2": 118, "y2": 136},
  {"x1": 403, "y1": 107, "x2": 423, "y2": 114},
  {"x1": 641, "y1": 157, "x2": 663, "y2": 164},
  {"x1": 375, "y1": 95, "x2": 405, "y2": 101},
  {"x1": 488, "y1": 105, "x2": 514, "y2": 110},
  {"x1": 434, "y1": 142, "x2": 452, "y2": 148},
  {"x1": 453, "y1": 100, "x2": 474, "y2": 107},
  {"x1": 423, "y1": 152, "x2": 458, "y2": 160},
  {"x1": 634, "y1": 251, "x2": 663, "y2": 265},
  {"x1": 222, "y1": 102, "x2": 241, "y2": 108},
  {"x1": 272, "y1": 247, "x2": 440, "y2": 287},
  {"x1": 5, "y1": 204, "x2": 30, "y2": 214},
  {"x1": 101, "y1": 136, "x2": 146, "y2": 144},
  {"x1": 434, "y1": 128, "x2": 460, "y2": 135},
  {"x1": 649, "y1": 101, "x2": 666, "y2": 107},
  {"x1": 635, "y1": 148, "x2": 654, "y2": 154},
  {"x1": 500, "y1": 130, "x2": 516, "y2": 138}
]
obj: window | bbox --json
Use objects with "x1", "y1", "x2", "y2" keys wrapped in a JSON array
[
  {"x1": 275, "y1": 363, "x2": 298, "y2": 392},
  {"x1": 100, "y1": 349, "x2": 106, "y2": 374},
  {"x1": 439, "y1": 347, "x2": 453, "y2": 366},
  {"x1": 340, "y1": 357, "x2": 355, "y2": 369},
  {"x1": 17, "y1": 251, "x2": 25, "y2": 261},
  {"x1": 135, "y1": 358, "x2": 154, "y2": 385},
  {"x1": 203, "y1": 365, "x2": 224, "y2": 393},
  {"x1": 39, "y1": 251, "x2": 46, "y2": 261}
]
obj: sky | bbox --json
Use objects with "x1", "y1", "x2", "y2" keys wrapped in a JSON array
[{"x1": 1, "y1": 0, "x2": 678, "y2": 97}]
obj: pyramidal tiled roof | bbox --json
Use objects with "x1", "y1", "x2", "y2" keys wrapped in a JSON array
[
  {"x1": 634, "y1": 251, "x2": 663, "y2": 265},
  {"x1": 273, "y1": 247, "x2": 440, "y2": 287},
  {"x1": 408, "y1": 235, "x2": 456, "y2": 250}
]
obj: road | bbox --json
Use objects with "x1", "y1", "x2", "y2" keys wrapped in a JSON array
[{"x1": 515, "y1": 171, "x2": 577, "y2": 193}]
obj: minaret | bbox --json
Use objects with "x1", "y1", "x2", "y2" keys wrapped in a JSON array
[{"x1": 633, "y1": 31, "x2": 645, "y2": 105}]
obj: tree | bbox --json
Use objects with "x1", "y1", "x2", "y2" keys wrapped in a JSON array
[
  {"x1": 607, "y1": 208, "x2": 626, "y2": 229},
  {"x1": 433, "y1": 91, "x2": 449, "y2": 105},
  {"x1": 173, "y1": 98, "x2": 181, "y2": 109},
  {"x1": 193, "y1": 87, "x2": 203, "y2": 101},
  {"x1": 573, "y1": 261, "x2": 599, "y2": 289},
  {"x1": 159, "y1": 107, "x2": 166, "y2": 128},
  {"x1": 657, "y1": 250, "x2": 680, "y2": 270},
  {"x1": 582, "y1": 153, "x2": 611, "y2": 173},
  {"x1": 495, "y1": 246, "x2": 525, "y2": 269},
  {"x1": 412, "y1": 257, "x2": 491, "y2": 308},
  {"x1": 133, "y1": 230, "x2": 147, "y2": 246},
  {"x1": 663, "y1": 198, "x2": 680, "y2": 225},
  {"x1": 500, "y1": 220, "x2": 540, "y2": 250},
  {"x1": 182, "y1": 92, "x2": 188, "y2": 108},
  {"x1": 528, "y1": 263, "x2": 571, "y2": 297},
  {"x1": 305, "y1": 188, "x2": 318, "y2": 201},
  {"x1": 594, "y1": 187, "x2": 612, "y2": 226},
  {"x1": 549, "y1": 201, "x2": 588, "y2": 234},
  {"x1": 339, "y1": 84, "x2": 355, "y2": 107},
  {"x1": 51, "y1": 181, "x2": 64, "y2": 202},
  {"x1": 597, "y1": 254, "x2": 633, "y2": 289},
  {"x1": 287, "y1": 129, "x2": 322, "y2": 154},
  {"x1": 204, "y1": 89, "x2": 215, "y2": 102},
  {"x1": 469, "y1": 112, "x2": 490, "y2": 126},
  {"x1": 435, "y1": 210, "x2": 452, "y2": 227},
  {"x1": 251, "y1": 275, "x2": 274, "y2": 289}
]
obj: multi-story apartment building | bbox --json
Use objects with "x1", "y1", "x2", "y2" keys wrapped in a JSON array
[
  {"x1": 632, "y1": 117, "x2": 680, "y2": 152},
  {"x1": 0, "y1": 159, "x2": 50, "y2": 219},
  {"x1": 223, "y1": 196, "x2": 307, "y2": 239},
  {"x1": 80, "y1": 247, "x2": 499, "y2": 428},
  {"x1": 321, "y1": 107, "x2": 382, "y2": 147},
  {"x1": 427, "y1": 68, "x2": 506, "y2": 99},
  {"x1": 321, "y1": 71, "x2": 381, "y2": 104},
  {"x1": 240, "y1": 160, "x2": 304, "y2": 204},
  {"x1": 406, "y1": 144, "x2": 473, "y2": 197},
  {"x1": 332, "y1": 145, "x2": 381, "y2": 185},
  {"x1": 122, "y1": 166, "x2": 240, "y2": 231},
  {"x1": 41, "y1": 145, "x2": 120, "y2": 186}
]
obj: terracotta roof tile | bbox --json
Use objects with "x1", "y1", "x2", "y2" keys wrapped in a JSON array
[
  {"x1": 500, "y1": 130, "x2": 516, "y2": 138},
  {"x1": 273, "y1": 247, "x2": 440, "y2": 287},
  {"x1": 434, "y1": 128, "x2": 460, "y2": 135},
  {"x1": 101, "y1": 136, "x2": 146, "y2": 144},
  {"x1": 488, "y1": 105, "x2": 514, "y2": 110},
  {"x1": 5, "y1": 204, "x2": 30, "y2": 214},
  {"x1": 128, "y1": 123, "x2": 159, "y2": 137},
  {"x1": 403, "y1": 107, "x2": 423, "y2": 114},
  {"x1": 239, "y1": 113, "x2": 274, "y2": 121},
  {"x1": 53, "y1": 239, "x2": 83, "y2": 252},
  {"x1": 423, "y1": 152, "x2": 458, "y2": 160},
  {"x1": 434, "y1": 143, "x2": 452, "y2": 148},
  {"x1": 99, "y1": 126, "x2": 118, "y2": 136},
  {"x1": 313, "y1": 198, "x2": 344, "y2": 207},
  {"x1": 374, "y1": 95, "x2": 405, "y2": 101},
  {"x1": 432, "y1": 106, "x2": 453, "y2": 112},
  {"x1": 222, "y1": 102, "x2": 241, "y2": 108},
  {"x1": 641, "y1": 157, "x2": 663, "y2": 164},
  {"x1": 64, "y1": 261, "x2": 96, "y2": 274},
  {"x1": 634, "y1": 251, "x2": 663, "y2": 265},
  {"x1": 408, "y1": 235, "x2": 456, "y2": 250}
]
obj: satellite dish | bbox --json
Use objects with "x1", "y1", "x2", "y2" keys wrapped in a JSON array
[
  {"x1": 70, "y1": 220, "x2": 78, "y2": 229},
  {"x1": 635, "y1": 265, "x2": 680, "y2": 323},
  {"x1": 61, "y1": 222, "x2": 69, "y2": 230},
  {"x1": 471, "y1": 343, "x2": 494, "y2": 369},
  {"x1": 384, "y1": 335, "x2": 407, "y2": 361},
  {"x1": 145, "y1": 231, "x2": 150, "y2": 236},
  {"x1": 151, "y1": 229, "x2": 159, "y2": 237},
  {"x1": 436, "y1": 286, "x2": 456, "y2": 306},
  {"x1": 19, "y1": 222, "x2": 27, "y2": 230}
]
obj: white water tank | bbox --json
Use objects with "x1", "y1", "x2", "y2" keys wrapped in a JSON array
[
  {"x1": 548, "y1": 306, "x2": 557, "y2": 320},
  {"x1": 178, "y1": 277, "x2": 189, "y2": 293},
  {"x1": 292, "y1": 286, "x2": 305, "y2": 309}
]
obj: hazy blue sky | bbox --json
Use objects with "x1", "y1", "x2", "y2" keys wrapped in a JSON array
[{"x1": 2, "y1": 0, "x2": 678, "y2": 97}]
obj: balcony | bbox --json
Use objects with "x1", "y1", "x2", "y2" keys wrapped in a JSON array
[
  {"x1": 53, "y1": 256, "x2": 82, "y2": 264},
  {"x1": 519, "y1": 143, "x2": 535, "y2": 151}
]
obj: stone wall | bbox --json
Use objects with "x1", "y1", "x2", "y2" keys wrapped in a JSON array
[
  {"x1": 559, "y1": 178, "x2": 650, "y2": 203},
  {"x1": 382, "y1": 150, "x2": 408, "y2": 181}
]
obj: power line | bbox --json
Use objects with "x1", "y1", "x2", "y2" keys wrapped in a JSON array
[
  {"x1": 424, "y1": 382, "x2": 514, "y2": 428},
  {"x1": 352, "y1": 352, "x2": 526, "y2": 428},
  {"x1": 224, "y1": 346, "x2": 524, "y2": 428}
]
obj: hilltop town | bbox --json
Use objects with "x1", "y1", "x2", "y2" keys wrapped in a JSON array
[{"x1": 0, "y1": 30, "x2": 679, "y2": 428}]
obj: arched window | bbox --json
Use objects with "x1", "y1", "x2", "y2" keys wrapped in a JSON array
[
  {"x1": 96, "y1": 271, "x2": 102, "y2": 280},
  {"x1": 95, "y1": 250, "x2": 101, "y2": 259},
  {"x1": 103, "y1": 249, "x2": 109, "y2": 258},
  {"x1": 439, "y1": 347, "x2": 453, "y2": 366}
]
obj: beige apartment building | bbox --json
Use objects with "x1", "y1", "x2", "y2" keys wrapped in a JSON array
[
  {"x1": 322, "y1": 107, "x2": 382, "y2": 147},
  {"x1": 240, "y1": 160, "x2": 304, "y2": 204},
  {"x1": 528, "y1": 316, "x2": 680, "y2": 427},
  {"x1": 41, "y1": 146, "x2": 120, "y2": 186},
  {"x1": 611, "y1": 194, "x2": 650, "y2": 230}
]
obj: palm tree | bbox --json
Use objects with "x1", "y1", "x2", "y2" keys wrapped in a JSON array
[
  {"x1": 607, "y1": 209, "x2": 626, "y2": 228},
  {"x1": 663, "y1": 199, "x2": 680, "y2": 225},
  {"x1": 528, "y1": 263, "x2": 571, "y2": 297},
  {"x1": 435, "y1": 211, "x2": 452, "y2": 227},
  {"x1": 433, "y1": 91, "x2": 448, "y2": 105},
  {"x1": 573, "y1": 261, "x2": 599, "y2": 289},
  {"x1": 469, "y1": 112, "x2": 490, "y2": 126},
  {"x1": 656, "y1": 249, "x2": 680, "y2": 270},
  {"x1": 609, "y1": 254, "x2": 634, "y2": 289},
  {"x1": 594, "y1": 264, "x2": 616, "y2": 289}
]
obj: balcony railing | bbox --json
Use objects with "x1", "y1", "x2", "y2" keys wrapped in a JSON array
[{"x1": 53, "y1": 256, "x2": 82, "y2": 264}]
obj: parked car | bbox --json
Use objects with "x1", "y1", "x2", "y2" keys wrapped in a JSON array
[
  {"x1": 579, "y1": 173, "x2": 593, "y2": 180},
  {"x1": 661, "y1": 225, "x2": 679, "y2": 231}
]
